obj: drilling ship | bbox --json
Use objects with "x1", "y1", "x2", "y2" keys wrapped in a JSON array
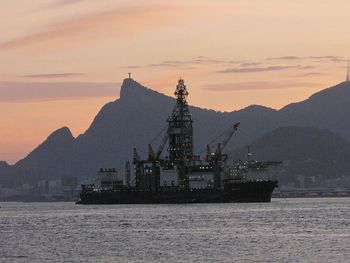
[{"x1": 78, "y1": 79, "x2": 278, "y2": 204}]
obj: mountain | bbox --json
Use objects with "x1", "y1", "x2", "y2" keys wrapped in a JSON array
[
  {"x1": 49, "y1": 79, "x2": 279, "y2": 179},
  {"x1": 14, "y1": 127, "x2": 75, "y2": 179},
  {"x1": 230, "y1": 126, "x2": 350, "y2": 188},
  {"x1": 1, "y1": 78, "x2": 350, "y2": 188},
  {"x1": 0, "y1": 161, "x2": 9, "y2": 169},
  {"x1": 0, "y1": 127, "x2": 75, "y2": 187},
  {"x1": 279, "y1": 81, "x2": 350, "y2": 140},
  {"x1": 0, "y1": 161, "x2": 13, "y2": 187}
]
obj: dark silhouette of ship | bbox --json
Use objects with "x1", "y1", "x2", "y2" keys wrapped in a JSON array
[{"x1": 78, "y1": 79, "x2": 278, "y2": 204}]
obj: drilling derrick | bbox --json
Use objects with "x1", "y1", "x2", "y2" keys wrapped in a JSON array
[
  {"x1": 167, "y1": 79, "x2": 193, "y2": 189},
  {"x1": 167, "y1": 79, "x2": 193, "y2": 161}
]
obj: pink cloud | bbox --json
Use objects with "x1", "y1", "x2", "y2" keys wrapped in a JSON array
[
  {"x1": 0, "y1": 82, "x2": 119, "y2": 102},
  {"x1": 46, "y1": 0, "x2": 86, "y2": 8},
  {"x1": 0, "y1": 4, "x2": 191, "y2": 51},
  {"x1": 23, "y1": 73, "x2": 85, "y2": 78},
  {"x1": 217, "y1": 65, "x2": 298, "y2": 73},
  {"x1": 201, "y1": 81, "x2": 318, "y2": 91}
]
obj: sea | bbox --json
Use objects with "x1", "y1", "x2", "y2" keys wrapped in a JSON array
[{"x1": 1, "y1": 198, "x2": 349, "y2": 263}]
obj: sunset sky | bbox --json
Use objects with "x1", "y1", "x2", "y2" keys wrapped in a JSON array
[{"x1": 1, "y1": 0, "x2": 350, "y2": 164}]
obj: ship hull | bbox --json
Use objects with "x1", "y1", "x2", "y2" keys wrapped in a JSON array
[{"x1": 77, "y1": 180, "x2": 278, "y2": 204}]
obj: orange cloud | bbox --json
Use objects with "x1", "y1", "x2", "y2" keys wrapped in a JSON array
[
  {"x1": 201, "y1": 81, "x2": 319, "y2": 91},
  {"x1": 0, "y1": 4, "x2": 193, "y2": 52},
  {"x1": 45, "y1": 0, "x2": 86, "y2": 9},
  {"x1": 23, "y1": 73, "x2": 85, "y2": 78},
  {"x1": 0, "y1": 82, "x2": 119, "y2": 102}
]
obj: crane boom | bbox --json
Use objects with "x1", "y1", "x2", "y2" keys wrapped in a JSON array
[
  {"x1": 156, "y1": 133, "x2": 169, "y2": 159},
  {"x1": 214, "y1": 122, "x2": 240, "y2": 157},
  {"x1": 133, "y1": 148, "x2": 140, "y2": 164},
  {"x1": 148, "y1": 144, "x2": 156, "y2": 161},
  {"x1": 221, "y1": 122, "x2": 240, "y2": 151}
]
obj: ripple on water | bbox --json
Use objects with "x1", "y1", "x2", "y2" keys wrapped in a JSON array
[{"x1": 0, "y1": 198, "x2": 349, "y2": 262}]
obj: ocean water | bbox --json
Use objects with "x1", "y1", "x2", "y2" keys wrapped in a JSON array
[{"x1": 0, "y1": 198, "x2": 349, "y2": 263}]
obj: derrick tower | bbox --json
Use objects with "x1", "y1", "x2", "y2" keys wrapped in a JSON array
[{"x1": 167, "y1": 79, "x2": 193, "y2": 162}]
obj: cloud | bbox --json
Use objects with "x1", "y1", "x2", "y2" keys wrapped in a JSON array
[
  {"x1": 0, "y1": 82, "x2": 119, "y2": 102},
  {"x1": 123, "y1": 56, "x2": 243, "y2": 69},
  {"x1": 217, "y1": 65, "x2": 298, "y2": 73},
  {"x1": 201, "y1": 81, "x2": 317, "y2": 91},
  {"x1": 309, "y1": 56, "x2": 341, "y2": 60},
  {"x1": 267, "y1": 55, "x2": 347, "y2": 63},
  {"x1": 46, "y1": 0, "x2": 86, "y2": 8},
  {"x1": 191, "y1": 56, "x2": 242, "y2": 65},
  {"x1": 238, "y1": 62, "x2": 261, "y2": 67},
  {"x1": 123, "y1": 54, "x2": 344, "y2": 72},
  {"x1": 290, "y1": 72, "x2": 324, "y2": 78},
  {"x1": 147, "y1": 60, "x2": 188, "y2": 68},
  {"x1": 268, "y1": 56, "x2": 302, "y2": 60},
  {"x1": 298, "y1": 65, "x2": 316, "y2": 69},
  {"x1": 309, "y1": 56, "x2": 347, "y2": 63},
  {"x1": 0, "y1": 4, "x2": 190, "y2": 51},
  {"x1": 23, "y1": 73, "x2": 85, "y2": 78},
  {"x1": 30, "y1": 0, "x2": 86, "y2": 11}
]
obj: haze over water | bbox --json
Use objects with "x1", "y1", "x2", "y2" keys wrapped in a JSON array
[{"x1": 1, "y1": 198, "x2": 349, "y2": 262}]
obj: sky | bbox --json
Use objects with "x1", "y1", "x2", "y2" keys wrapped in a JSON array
[{"x1": 1, "y1": 0, "x2": 350, "y2": 164}]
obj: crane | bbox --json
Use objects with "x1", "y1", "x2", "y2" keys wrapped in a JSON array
[
  {"x1": 156, "y1": 133, "x2": 169, "y2": 160},
  {"x1": 133, "y1": 148, "x2": 140, "y2": 164},
  {"x1": 148, "y1": 144, "x2": 156, "y2": 161},
  {"x1": 206, "y1": 122, "x2": 240, "y2": 162},
  {"x1": 148, "y1": 132, "x2": 169, "y2": 161}
]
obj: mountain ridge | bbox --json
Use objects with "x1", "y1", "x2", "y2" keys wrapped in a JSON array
[{"x1": 1, "y1": 79, "x2": 350, "y2": 188}]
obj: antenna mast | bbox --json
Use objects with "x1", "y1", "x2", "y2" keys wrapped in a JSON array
[{"x1": 347, "y1": 60, "x2": 349, "y2": 82}]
